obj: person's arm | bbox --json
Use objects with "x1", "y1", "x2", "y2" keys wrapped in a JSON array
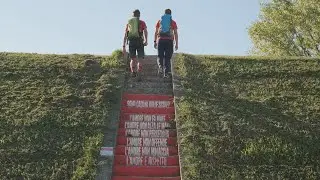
[
  {"x1": 122, "y1": 24, "x2": 128, "y2": 54},
  {"x1": 143, "y1": 22, "x2": 148, "y2": 45},
  {"x1": 144, "y1": 28, "x2": 148, "y2": 43},
  {"x1": 154, "y1": 28, "x2": 158, "y2": 43},
  {"x1": 123, "y1": 24, "x2": 128, "y2": 47},
  {"x1": 174, "y1": 29, "x2": 178, "y2": 49},
  {"x1": 173, "y1": 23, "x2": 178, "y2": 50},
  {"x1": 154, "y1": 21, "x2": 159, "y2": 48}
]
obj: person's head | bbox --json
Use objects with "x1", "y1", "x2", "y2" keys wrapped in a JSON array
[
  {"x1": 165, "y1": 9, "x2": 171, "y2": 15},
  {"x1": 133, "y1": 9, "x2": 140, "y2": 18}
]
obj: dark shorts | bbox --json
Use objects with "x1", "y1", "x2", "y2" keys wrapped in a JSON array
[{"x1": 128, "y1": 38, "x2": 144, "y2": 59}]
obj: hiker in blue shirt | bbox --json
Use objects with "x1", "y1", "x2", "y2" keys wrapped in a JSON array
[{"x1": 154, "y1": 9, "x2": 179, "y2": 78}]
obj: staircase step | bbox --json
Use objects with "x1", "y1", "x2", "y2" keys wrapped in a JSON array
[
  {"x1": 121, "y1": 113, "x2": 174, "y2": 122},
  {"x1": 128, "y1": 76, "x2": 172, "y2": 83},
  {"x1": 112, "y1": 176, "x2": 181, "y2": 180},
  {"x1": 121, "y1": 99, "x2": 174, "y2": 108},
  {"x1": 122, "y1": 93, "x2": 174, "y2": 101},
  {"x1": 112, "y1": 166, "x2": 180, "y2": 177},
  {"x1": 140, "y1": 70, "x2": 162, "y2": 76},
  {"x1": 139, "y1": 60, "x2": 158, "y2": 65},
  {"x1": 116, "y1": 137, "x2": 177, "y2": 146},
  {"x1": 137, "y1": 64, "x2": 158, "y2": 71},
  {"x1": 125, "y1": 88, "x2": 173, "y2": 95},
  {"x1": 126, "y1": 82, "x2": 172, "y2": 89},
  {"x1": 109, "y1": 55, "x2": 180, "y2": 180},
  {"x1": 115, "y1": 146, "x2": 179, "y2": 156},
  {"x1": 121, "y1": 107, "x2": 175, "y2": 114},
  {"x1": 140, "y1": 56, "x2": 158, "y2": 61},
  {"x1": 114, "y1": 155, "x2": 179, "y2": 166},
  {"x1": 141, "y1": 76, "x2": 172, "y2": 82},
  {"x1": 117, "y1": 128, "x2": 177, "y2": 138},
  {"x1": 119, "y1": 121, "x2": 176, "y2": 130},
  {"x1": 141, "y1": 71, "x2": 161, "y2": 76}
]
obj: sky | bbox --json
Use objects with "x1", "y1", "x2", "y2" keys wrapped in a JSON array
[{"x1": 0, "y1": 0, "x2": 261, "y2": 56}]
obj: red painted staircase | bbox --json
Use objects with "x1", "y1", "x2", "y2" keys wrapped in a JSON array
[{"x1": 111, "y1": 90, "x2": 181, "y2": 179}]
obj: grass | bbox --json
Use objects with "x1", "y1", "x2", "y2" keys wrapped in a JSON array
[
  {"x1": 0, "y1": 50, "x2": 124, "y2": 179},
  {"x1": 174, "y1": 53, "x2": 320, "y2": 180}
]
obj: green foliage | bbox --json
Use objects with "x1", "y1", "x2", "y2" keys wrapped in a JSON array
[
  {"x1": 101, "y1": 49, "x2": 124, "y2": 68},
  {"x1": 174, "y1": 53, "x2": 320, "y2": 179},
  {"x1": 0, "y1": 52, "x2": 123, "y2": 179},
  {"x1": 71, "y1": 134, "x2": 103, "y2": 180},
  {"x1": 248, "y1": 0, "x2": 320, "y2": 57}
]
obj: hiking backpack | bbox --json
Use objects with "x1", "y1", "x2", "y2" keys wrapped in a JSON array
[
  {"x1": 159, "y1": 14, "x2": 172, "y2": 37},
  {"x1": 127, "y1": 17, "x2": 142, "y2": 40}
]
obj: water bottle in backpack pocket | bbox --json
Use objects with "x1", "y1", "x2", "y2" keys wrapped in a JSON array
[{"x1": 159, "y1": 14, "x2": 172, "y2": 37}]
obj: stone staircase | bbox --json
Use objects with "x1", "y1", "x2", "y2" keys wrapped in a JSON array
[{"x1": 111, "y1": 55, "x2": 181, "y2": 180}]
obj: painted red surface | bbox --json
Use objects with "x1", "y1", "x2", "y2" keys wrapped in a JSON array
[
  {"x1": 113, "y1": 166, "x2": 180, "y2": 177},
  {"x1": 122, "y1": 93, "x2": 174, "y2": 101},
  {"x1": 116, "y1": 137, "x2": 177, "y2": 146},
  {"x1": 117, "y1": 128, "x2": 177, "y2": 137},
  {"x1": 120, "y1": 113, "x2": 175, "y2": 121},
  {"x1": 114, "y1": 146, "x2": 179, "y2": 156},
  {"x1": 121, "y1": 107, "x2": 175, "y2": 114},
  {"x1": 118, "y1": 121, "x2": 175, "y2": 129},
  {"x1": 121, "y1": 100, "x2": 174, "y2": 107},
  {"x1": 112, "y1": 93, "x2": 180, "y2": 179},
  {"x1": 114, "y1": 155, "x2": 180, "y2": 166}
]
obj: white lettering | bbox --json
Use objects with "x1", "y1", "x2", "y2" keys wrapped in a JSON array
[
  {"x1": 129, "y1": 114, "x2": 166, "y2": 121},
  {"x1": 126, "y1": 101, "x2": 171, "y2": 108},
  {"x1": 127, "y1": 156, "x2": 143, "y2": 165},
  {"x1": 125, "y1": 122, "x2": 170, "y2": 129},
  {"x1": 125, "y1": 147, "x2": 140, "y2": 156},
  {"x1": 141, "y1": 129, "x2": 170, "y2": 138},
  {"x1": 125, "y1": 122, "x2": 140, "y2": 129},
  {"x1": 126, "y1": 156, "x2": 167, "y2": 166},
  {"x1": 148, "y1": 157, "x2": 167, "y2": 166},
  {"x1": 141, "y1": 138, "x2": 168, "y2": 146},
  {"x1": 125, "y1": 129, "x2": 170, "y2": 137},
  {"x1": 125, "y1": 147, "x2": 169, "y2": 156},
  {"x1": 142, "y1": 146, "x2": 150, "y2": 156},
  {"x1": 127, "y1": 138, "x2": 168, "y2": 147},
  {"x1": 127, "y1": 137, "x2": 142, "y2": 146},
  {"x1": 149, "y1": 101, "x2": 155, "y2": 107},
  {"x1": 125, "y1": 129, "x2": 140, "y2": 136}
]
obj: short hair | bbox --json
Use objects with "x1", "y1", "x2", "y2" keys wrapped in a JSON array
[
  {"x1": 133, "y1": 9, "x2": 140, "y2": 17},
  {"x1": 165, "y1": 9, "x2": 171, "y2": 15}
]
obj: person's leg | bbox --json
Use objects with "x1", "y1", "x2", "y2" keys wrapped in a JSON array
[
  {"x1": 136, "y1": 40, "x2": 144, "y2": 81},
  {"x1": 129, "y1": 39, "x2": 138, "y2": 77},
  {"x1": 163, "y1": 40, "x2": 174, "y2": 77},
  {"x1": 136, "y1": 39, "x2": 145, "y2": 73},
  {"x1": 157, "y1": 39, "x2": 165, "y2": 74}
]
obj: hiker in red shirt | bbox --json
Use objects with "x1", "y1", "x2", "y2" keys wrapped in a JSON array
[
  {"x1": 154, "y1": 9, "x2": 179, "y2": 78},
  {"x1": 123, "y1": 9, "x2": 148, "y2": 79}
]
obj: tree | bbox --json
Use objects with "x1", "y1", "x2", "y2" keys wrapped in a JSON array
[{"x1": 248, "y1": 0, "x2": 320, "y2": 57}]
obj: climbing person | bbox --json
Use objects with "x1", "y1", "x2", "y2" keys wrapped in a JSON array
[
  {"x1": 122, "y1": 9, "x2": 148, "y2": 80},
  {"x1": 153, "y1": 8, "x2": 179, "y2": 78}
]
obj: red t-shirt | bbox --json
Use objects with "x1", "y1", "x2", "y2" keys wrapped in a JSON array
[{"x1": 156, "y1": 20, "x2": 178, "y2": 40}]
